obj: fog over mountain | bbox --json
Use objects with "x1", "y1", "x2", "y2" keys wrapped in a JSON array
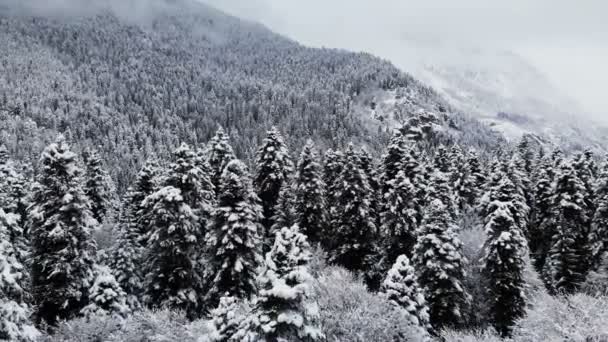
[{"x1": 203, "y1": 0, "x2": 608, "y2": 125}]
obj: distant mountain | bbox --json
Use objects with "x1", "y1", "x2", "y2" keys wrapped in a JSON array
[
  {"x1": 390, "y1": 40, "x2": 606, "y2": 150},
  {"x1": 0, "y1": 0, "x2": 500, "y2": 189}
]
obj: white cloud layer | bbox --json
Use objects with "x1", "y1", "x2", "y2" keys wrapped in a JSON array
[{"x1": 202, "y1": 0, "x2": 608, "y2": 122}]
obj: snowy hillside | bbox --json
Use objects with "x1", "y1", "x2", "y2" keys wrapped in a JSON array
[{"x1": 383, "y1": 39, "x2": 607, "y2": 150}]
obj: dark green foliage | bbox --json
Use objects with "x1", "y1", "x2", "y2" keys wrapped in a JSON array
[
  {"x1": 545, "y1": 164, "x2": 592, "y2": 294},
  {"x1": 206, "y1": 128, "x2": 236, "y2": 192},
  {"x1": 82, "y1": 148, "x2": 114, "y2": 224},
  {"x1": 29, "y1": 136, "x2": 97, "y2": 326},
  {"x1": 254, "y1": 127, "x2": 294, "y2": 236},
  {"x1": 327, "y1": 144, "x2": 377, "y2": 272},
  {"x1": 293, "y1": 141, "x2": 327, "y2": 245},
  {"x1": 482, "y1": 179, "x2": 527, "y2": 337},
  {"x1": 205, "y1": 160, "x2": 263, "y2": 309},
  {"x1": 141, "y1": 186, "x2": 203, "y2": 318},
  {"x1": 413, "y1": 199, "x2": 469, "y2": 329}
]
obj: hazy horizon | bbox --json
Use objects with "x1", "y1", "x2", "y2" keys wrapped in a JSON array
[{"x1": 202, "y1": 0, "x2": 608, "y2": 124}]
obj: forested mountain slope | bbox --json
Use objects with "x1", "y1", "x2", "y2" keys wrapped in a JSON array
[{"x1": 0, "y1": 0, "x2": 500, "y2": 190}]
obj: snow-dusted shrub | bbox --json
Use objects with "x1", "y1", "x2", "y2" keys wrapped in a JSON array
[
  {"x1": 41, "y1": 309, "x2": 213, "y2": 342},
  {"x1": 513, "y1": 293, "x2": 608, "y2": 341},
  {"x1": 442, "y1": 293, "x2": 608, "y2": 342},
  {"x1": 440, "y1": 329, "x2": 504, "y2": 342},
  {"x1": 582, "y1": 253, "x2": 608, "y2": 296},
  {"x1": 314, "y1": 267, "x2": 427, "y2": 342}
]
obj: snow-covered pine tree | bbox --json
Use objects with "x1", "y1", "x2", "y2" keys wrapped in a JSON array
[
  {"x1": 481, "y1": 179, "x2": 527, "y2": 337},
  {"x1": 0, "y1": 144, "x2": 7, "y2": 164},
  {"x1": 322, "y1": 149, "x2": 344, "y2": 234},
  {"x1": 381, "y1": 255, "x2": 431, "y2": 336},
  {"x1": 517, "y1": 135, "x2": 536, "y2": 175},
  {"x1": 81, "y1": 265, "x2": 130, "y2": 319},
  {"x1": 0, "y1": 155, "x2": 29, "y2": 265},
  {"x1": 550, "y1": 148, "x2": 565, "y2": 174},
  {"x1": 433, "y1": 145, "x2": 452, "y2": 174},
  {"x1": 0, "y1": 209, "x2": 38, "y2": 341},
  {"x1": 380, "y1": 170, "x2": 419, "y2": 265},
  {"x1": 413, "y1": 199, "x2": 469, "y2": 329},
  {"x1": 448, "y1": 145, "x2": 471, "y2": 209},
  {"x1": 107, "y1": 158, "x2": 160, "y2": 310},
  {"x1": 238, "y1": 225, "x2": 323, "y2": 342},
  {"x1": 545, "y1": 163, "x2": 592, "y2": 294},
  {"x1": 255, "y1": 126, "x2": 294, "y2": 235},
  {"x1": 205, "y1": 160, "x2": 264, "y2": 309},
  {"x1": 0, "y1": 146, "x2": 30, "y2": 228},
  {"x1": 379, "y1": 131, "x2": 408, "y2": 196},
  {"x1": 573, "y1": 149, "x2": 597, "y2": 217},
  {"x1": 529, "y1": 156, "x2": 556, "y2": 274},
  {"x1": 141, "y1": 185, "x2": 203, "y2": 318},
  {"x1": 164, "y1": 143, "x2": 215, "y2": 240},
  {"x1": 209, "y1": 296, "x2": 244, "y2": 342},
  {"x1": 359, "y1": 147, "x2": 380, "y2": 221},
  {"x1": 401, "y1": 146, "x2": 427, "y2": 223},
  {"x1": 207, "y1": 127, "x2": 236, "y2": 191},
  {"x1": 590, "y1": 164, "x2": 608, "y2": 269},
  {"x1": 459, "y1": 149, "x2": 486, "y2": 207},
  {"x1": 269, "y1": 184, "x2": 297, "y2": 248},
  {"x1": 29, "y1": 136, "x2": 98, "y2": 326},
  {"x1": 425, "y1": 171, "x2": 459, "y2": 220},
  {"x1": 107, "y1": 223, "x2": 143, "y2": 311},
  {"x1": 128, "y1": 158, "x2": 161, "y2": 247},
  {"x1": 293, "y1": 140, "x2": 327, "y2": 246},
  {"x1": 328, "y1": 144, "x2": 377, "y2": 272},
  {"x1": 82, "y1": 148, "x2": 114, "y2": 224}
]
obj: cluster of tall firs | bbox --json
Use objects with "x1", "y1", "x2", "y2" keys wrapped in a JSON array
[{"x1": 1, "y1": 126, "x2": 607, "y2": 340}]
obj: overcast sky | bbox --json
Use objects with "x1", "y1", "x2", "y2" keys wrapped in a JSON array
[{"x1": 202, "y1": 0, "x2": 608, "y2": 122}]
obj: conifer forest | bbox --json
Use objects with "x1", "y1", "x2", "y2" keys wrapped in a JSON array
[{"x1": 1, "y1": 0, "x2": 608, "y2": 341}]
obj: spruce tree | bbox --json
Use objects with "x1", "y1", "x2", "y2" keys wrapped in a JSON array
[
  {"x1": 380, "y1": 170, "x2": 419, "y2": 265},
  {"x1": 517, "y1": 135, "x2": 535, "y2": 175},
  {"x1": 108, "y1": 223, "x2": 143, "y2": 311},
  {"x1": 545, "y1": 163, "x2": 591, "y2": 293},
  {"x1": 359, "y1": 147, "x2": 381, "y2": 226},
  {"x1": 164, "y1": 143, "x2": 215, "y2": 240},
  {"x1": 237, "y1": 225, "x2": 323, "y2": 342},
  {"x1": 141, "y1": 186, "x2": 203, "y2": 318},
  {"x1": 328, "y1": 144, "x2": 376, "y2": 272},
  {"x1": 293, "y1": 140, "x2": 327, "y2": 245},
  {"x1": 0, "y1": 146, "x2": 30, "y2": 228},
  {"x1": 466, "y1": 149, "x2": 487, "y2": 200},
  {"x1": 0, "y1": 156, "x2": 29, "y2": 265},
  {"x1": 481, "y1": 179, "x2": 527, "y2": 337},
  {"x1": 210, "y1": 296, "x2": 244, "y2": 342},
  {"x1": 0, "y1": 209, "x2": 38, "y2": 341},
  {"x1": 529, "y1": 157, "x2": 555, "y2": 274},
  {"x1": 590, "y1": 164, "x2": 608, "y2": 269},
  {"x1": 207, "y1": 127, "x2": 236, "y2": 191},
  {"x1": 379, "y1": 131, "x2": 408, "y2": 196},
  {"x1": 433, "y1": 145, "x2": 451, "y2": 174},
  {"x1": 323, "y1": 149, "x2": 344, "y2": 240},
  {"x1": 381, "y1": 255, "x2": 431, "y2": 335},
  {"x1": 205, "y1": 160, "x2": 263, "y2": 309},
  {"x1": 413, "y1": 199, "x2": 468, "y2": 329},
  {"x1": 82, "y1": 148, "x2": 114, "y2": 224},
  {"x1": 128, "y1": 158, "x2": 160, "y2": 247},
  {"x1": 268, "y1": 184, "x2": 297, "y2": 249},
  {"x1": 29, "y1": 136, "x2": 97, "y2": 326},
  {"x1": 108, "y1": 159, "x2": 160, "y2": 310},
  {"x1": 81, "y1": 265, "x2": 130, "y2": 319},
  {"x1": 425, "y1": 171, "x2": 459, "y2": 220},
  {"x1": 573, "y1": 150, "x2": 597, "y2": 217},
  {"x1": 254, "y1": 127, "x2": 294, "y2": 234}
]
